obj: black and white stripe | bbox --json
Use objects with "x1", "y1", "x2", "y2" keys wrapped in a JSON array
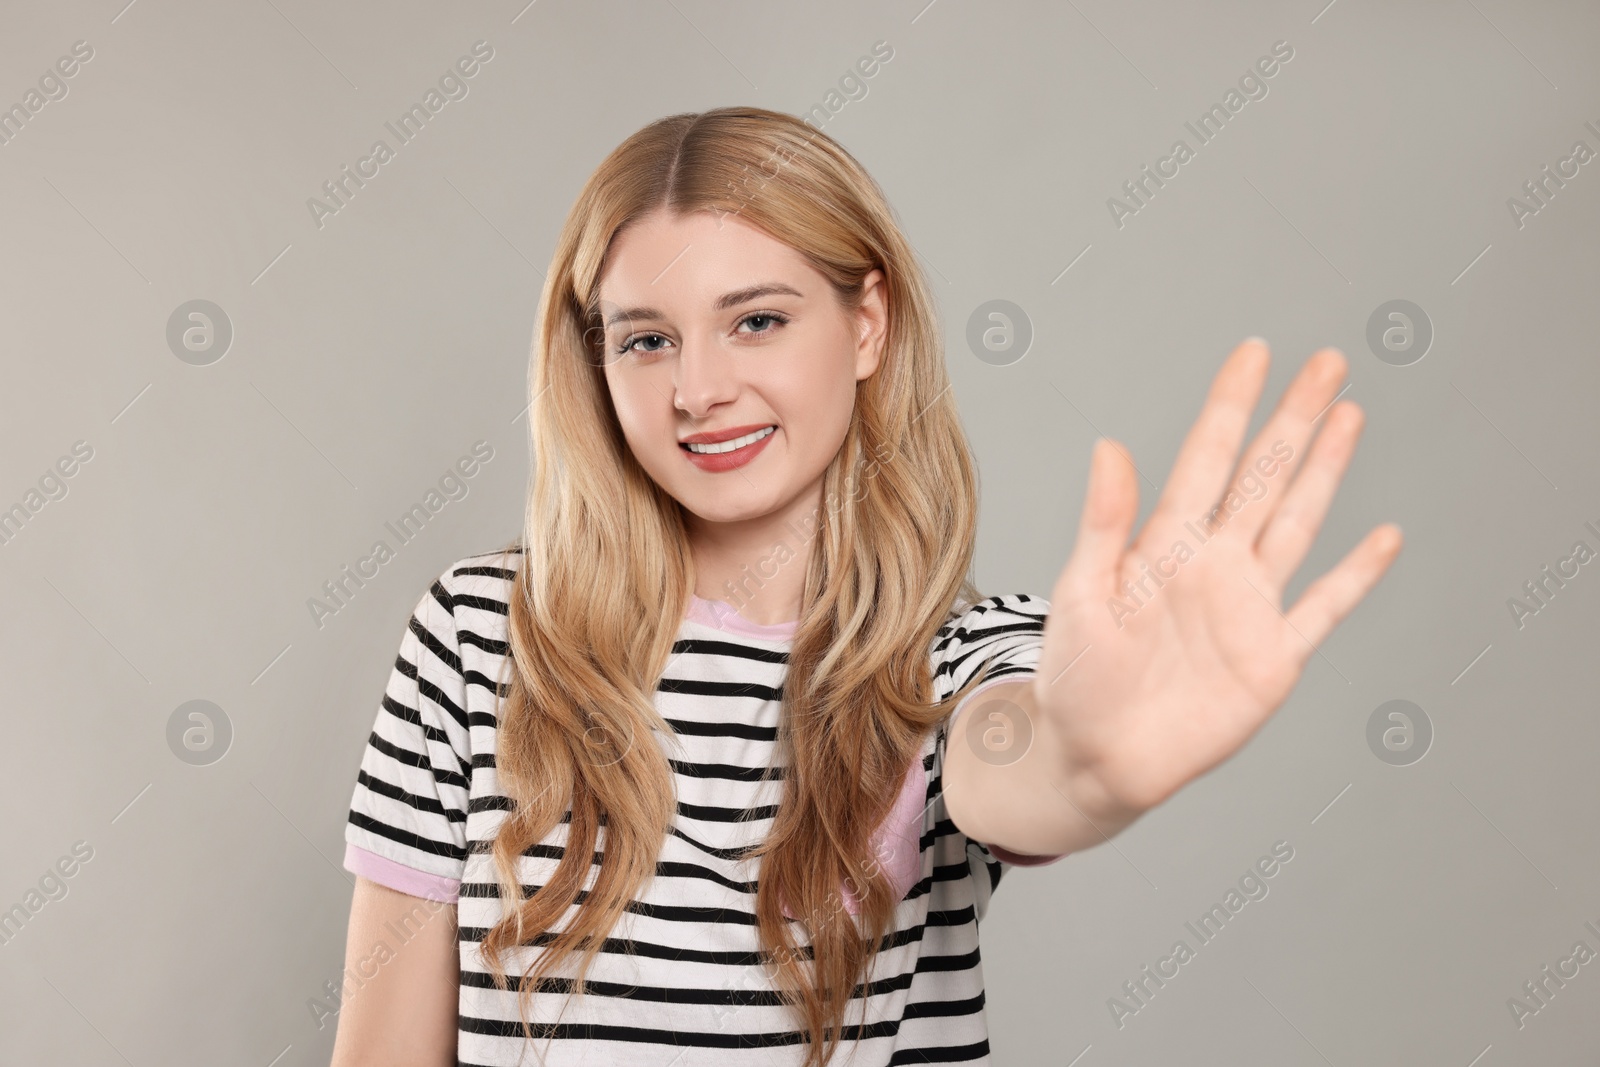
[{"x1": 344, "y1": 547, "x2": 1052, "y2": 1065}]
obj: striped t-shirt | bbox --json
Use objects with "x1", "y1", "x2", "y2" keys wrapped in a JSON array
[{"x1": 342, "y1": 547, "x2": 1063, "y2": 1065}]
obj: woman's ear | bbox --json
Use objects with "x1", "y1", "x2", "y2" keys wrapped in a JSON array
[{"x1": 854, "y1": 269, "x2": 889, "y2": 382}]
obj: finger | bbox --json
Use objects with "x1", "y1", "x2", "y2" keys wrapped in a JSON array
[
  {"x1": 1282, "y1": 523, "x2": 1404, "y2": 655},
  {"x1": 1150, "y1": 338, "x2": 1271, "y2": 530},
  {"x1": 1210, "y1": 347, "x2": 1348, "y2": 547},
  {"x1": 1256, "y1": 400, "x2": 1365, "y2": 590},
  {"x1": 1061, "y1": 437, "x2": 1139, "y2": 601}
]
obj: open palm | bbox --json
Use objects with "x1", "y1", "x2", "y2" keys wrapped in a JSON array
[{"x1": 1034, "y1": 338, "x2": 1403, "y2": 819}]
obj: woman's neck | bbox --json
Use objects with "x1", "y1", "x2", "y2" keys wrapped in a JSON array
[{"x1": 686, "y1": 476, "x2": 826, "y2": 626}]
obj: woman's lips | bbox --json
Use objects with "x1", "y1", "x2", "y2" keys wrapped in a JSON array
[{"x1": 680, "y1": 426, "x2": 777, "y2": 472}]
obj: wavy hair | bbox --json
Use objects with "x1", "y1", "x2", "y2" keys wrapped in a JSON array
[{"x1": 481, "y1": 105, "x2": 999, "y2": 1067}]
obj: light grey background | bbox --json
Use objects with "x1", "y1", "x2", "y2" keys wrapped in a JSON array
[{"x1": 2, "y1": 0, "x2": 1597, "y2": 1063}]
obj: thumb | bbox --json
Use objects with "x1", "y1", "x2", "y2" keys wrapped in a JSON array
[{"x1": 1061, "y1": 437, "x2": 1138, "y2": 600}]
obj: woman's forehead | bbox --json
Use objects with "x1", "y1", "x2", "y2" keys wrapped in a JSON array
[{"x1": 598, "y1": 217, "x2": 816, "y2": 315}]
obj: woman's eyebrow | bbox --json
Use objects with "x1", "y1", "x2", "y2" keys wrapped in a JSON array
[{"x1": 602, "y1": 282, "x2": 804, "y2": 327}]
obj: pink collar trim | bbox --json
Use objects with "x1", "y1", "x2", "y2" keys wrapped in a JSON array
[{"x1": 686, "y1": 595, "x2": 799, "y2": 642}]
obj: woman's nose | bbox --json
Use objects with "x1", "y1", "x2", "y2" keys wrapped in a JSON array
[{"x1": 673, "y1": 337, "x2": 740, "y2": 419}]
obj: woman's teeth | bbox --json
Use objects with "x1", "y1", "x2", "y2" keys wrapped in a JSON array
[{"x1": 684, "y1": 426, "x2": 776, "y2": 455}]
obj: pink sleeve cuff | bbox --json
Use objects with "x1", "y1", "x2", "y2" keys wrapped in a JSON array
[
  {"x1": 986, "y1": 843, "x2": 1069, "y2": 867},
  {"x1": 344, "y1": 842, "x2": 461, "y2": 903},
  {"x1": 955, "y1": 674, "x2": 1035, "y2": 717}
]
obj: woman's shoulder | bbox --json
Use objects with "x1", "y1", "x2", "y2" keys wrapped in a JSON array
[
  {"x1": 935, "y1": 591, "x2": 1051, "y2": 643},
  {"x1": 407, "y1": 544, "x2": 524, "y2": 645},
  {"x1": 431, "y1": 543, "x2": 524, "y2": 602},
  {"x1": 928, "y1": 591, "x2": 1051, "y2": 698}
]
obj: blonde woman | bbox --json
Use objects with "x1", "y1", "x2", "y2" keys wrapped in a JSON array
[{"x1": 329, "y1": 106, "x2": 1401, "y2": 1067}]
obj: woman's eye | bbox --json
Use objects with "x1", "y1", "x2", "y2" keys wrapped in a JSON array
[
  {"x1": 619, "y1": 333, "x2": 670, "y2": 356},
  {"x1": 739, "y1": 311, "x2": 790, "y2": 336}
]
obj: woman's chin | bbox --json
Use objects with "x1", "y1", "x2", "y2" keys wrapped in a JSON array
[{"x1": 675, "y1": 488, "x2": 792, "y2": 527}]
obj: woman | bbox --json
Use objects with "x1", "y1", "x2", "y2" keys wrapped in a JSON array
[{"x1": 329, "y1": 105, "x2": 1400, "y2": 1066}]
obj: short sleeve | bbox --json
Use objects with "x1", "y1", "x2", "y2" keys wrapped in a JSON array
[
  {"x1": 343, "y1": 565, "x2": 473, "y2": 903},
  {"x1": 933, "y1": 593, "x2": 1050, "y2": 699},
  {"x1": 931, "y1": 594, "x2": 1068, "y2": 886}
]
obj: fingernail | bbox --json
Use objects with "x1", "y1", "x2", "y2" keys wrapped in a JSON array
[{"x1": 1243, "y1": 336, "x2": 1268, "y2": 346}]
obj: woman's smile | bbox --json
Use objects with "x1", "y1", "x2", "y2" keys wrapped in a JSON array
[{"x1": 680, "y1": 424, "x2": 778, "y2": 472}]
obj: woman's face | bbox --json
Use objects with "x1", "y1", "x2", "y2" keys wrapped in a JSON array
[{"x1": 597, "y1": 209, "x2": 886, "y2": 526}]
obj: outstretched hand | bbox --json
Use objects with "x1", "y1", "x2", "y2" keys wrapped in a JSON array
[{"x1": 1034, "y1": 338, "x2": 1402, "y2": 822}]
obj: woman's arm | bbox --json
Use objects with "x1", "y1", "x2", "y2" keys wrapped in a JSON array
[{"x1": 328, "y1": 876, "x2": 459, "y2": 1067}]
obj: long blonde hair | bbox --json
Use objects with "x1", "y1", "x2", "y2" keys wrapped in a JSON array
[{"x1": 482, "y1": 105, "x2": 997, "y2": 1066}]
